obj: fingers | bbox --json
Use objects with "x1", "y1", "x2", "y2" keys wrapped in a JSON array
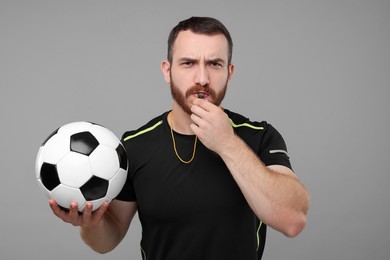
[
  {"x1": 191, "y1": 99, "x2": 225, "y2": 121},
  {"x1": 49, "y1": 200, "x2": 80, "y2": 226},
  {"x1": 86, "y1": 201, "x2": 109, "y2": 226},
  {"x1": 68, "y1": 202, "x2": 80, "y2": 225},
  {"x1": 49, "y1": 199, "x2": 67, "y2": 219},
  {"x1": 93, "y1": 202, "x2": 109, "y2": 221},
  {"x1": 191, "y1": 99, "x2": 225, "y2": 127},
  {"x1": 48, "y1": 199, "x2": 109, "y2": 228},
  {"x1": 81, "y1": 202, "x2": 95, "y2": 227},
  {"x1": 82, "y1": 202, "x2": 93, "y2": 220},
  {"x1": 192, "y1": 98, "x2": 215, "y2": 113},
  {"x1": 190, "y1": 98, "x2": 234, "y2": 154},
  {"x1": 191, "y1": 99, "x2": 213, "y2": 124}
]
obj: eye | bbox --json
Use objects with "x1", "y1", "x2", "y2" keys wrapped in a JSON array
[
  {"x1": 181, "y1": 60, "x2": 194, "y2": 67},
  {"x1": 209, "y1": 61, "x2": 223, "y2": 68}
]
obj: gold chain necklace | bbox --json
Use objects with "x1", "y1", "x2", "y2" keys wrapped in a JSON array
[{"x1": 168, "y1": 112, "x2": 198, "y2": 164}]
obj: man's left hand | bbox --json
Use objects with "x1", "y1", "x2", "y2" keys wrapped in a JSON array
[{"x1": 190, "y1": 99, "x2": 235, "y2": 154}]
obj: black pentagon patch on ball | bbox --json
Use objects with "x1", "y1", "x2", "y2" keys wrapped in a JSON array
[
  {"x1": 80, "y1": 176, "x2": 109, "y2": 201},
  {"x1": 70, "y1": 131, "x2": 99, "y2": 156},
  {"x1": 116, "y1": 144, "x2": 128, "y2": 170},
  {"x1": 40, "y1": 163, "x2": 61, "y2": 191}
]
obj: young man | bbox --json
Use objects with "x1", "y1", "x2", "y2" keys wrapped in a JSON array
[{"x1": 50, "y1": 16, "x2": 309, "y2": 259}]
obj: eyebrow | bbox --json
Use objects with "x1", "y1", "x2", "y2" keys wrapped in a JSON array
[
  {"x1": 208, "y1": 58, "x2": 226, "y2": 65},
  {"x1": 177, "y1": 57, "x2": 227, "y2": 65},
  {"x1": 177, "y1": 57, "x2": 196, "y2": 63}
]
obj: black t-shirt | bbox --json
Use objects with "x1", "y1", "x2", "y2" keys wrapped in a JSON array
[{"x1": 116, "y1": 109, "x2": 292, "y2": 260}]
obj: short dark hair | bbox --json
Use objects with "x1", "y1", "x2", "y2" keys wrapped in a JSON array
[{"x1": 167, "y1": 16, "x2": 233, "y2": 64}]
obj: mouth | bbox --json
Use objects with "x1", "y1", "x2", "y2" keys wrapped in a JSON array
[{"x1": 193, "y1": 92, "x2": 208, "y2": 99}]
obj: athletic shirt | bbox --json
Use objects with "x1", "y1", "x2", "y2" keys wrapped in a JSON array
[{"x1": 116, "y1": 109, "x2": 292, "y2": 260}]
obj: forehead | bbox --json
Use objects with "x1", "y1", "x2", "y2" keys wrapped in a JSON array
[{"x1": 172, "y1": 30, "x2": 229, "y2": 61}]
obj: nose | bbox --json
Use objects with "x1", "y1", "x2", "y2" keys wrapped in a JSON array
[{"x1": 194, "y1": 65, "x2": 209, "y2": 87}]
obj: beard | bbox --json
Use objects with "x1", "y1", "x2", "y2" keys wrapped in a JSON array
[{"x1": 169, "y1": 74, "x2": 228, "y2": 115}]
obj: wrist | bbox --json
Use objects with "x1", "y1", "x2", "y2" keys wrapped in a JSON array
[{"x1": 218, "y1": 134, "x2": 245, "y2": 159}]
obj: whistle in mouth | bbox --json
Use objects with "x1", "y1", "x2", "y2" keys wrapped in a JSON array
[{"x1": 197, "y1": 93, "x2": 205, "y2": 99}]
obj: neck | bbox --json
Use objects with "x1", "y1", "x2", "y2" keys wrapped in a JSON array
[{"x1": 169, "y1": 107, "x2": 194, "y2": 135}]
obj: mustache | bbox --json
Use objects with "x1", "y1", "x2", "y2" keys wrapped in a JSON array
[{"x1": 185, "y1": 85, "x2": 216, "y2": 98}]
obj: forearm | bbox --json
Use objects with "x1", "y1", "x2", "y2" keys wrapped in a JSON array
[{"x1": 219, "y1": 135, "x2": 309, "y2": 237}]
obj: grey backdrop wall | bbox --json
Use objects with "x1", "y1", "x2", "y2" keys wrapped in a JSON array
[{"x1": 1, "y1": 1, "x2": 389, "y2": 259}]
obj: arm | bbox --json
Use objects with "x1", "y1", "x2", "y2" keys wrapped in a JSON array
[
  {"x1": 190, "y1": 100, "x2": 310, "y2": 237},
  {"x1": 217, "y1": 136, "x2": 309, "y2": 237},
  {"x1": 49, "y1": 199, "x2": 137, "y2": 253}
]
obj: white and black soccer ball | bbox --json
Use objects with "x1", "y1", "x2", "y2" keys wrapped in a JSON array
[{"x1": 35, "y1": 121, "x2": 128, "y2": 212}]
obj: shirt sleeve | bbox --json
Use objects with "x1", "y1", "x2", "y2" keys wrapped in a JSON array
[
  {"x1": 258, "y1": 124, "x2": 293, "y2": 170},
  {"x1": 114, "y1": 172, "x2": 137, "y2": 201},
  {"x1": 114, "y1": 140, "x2": 137, "y2": 202}
]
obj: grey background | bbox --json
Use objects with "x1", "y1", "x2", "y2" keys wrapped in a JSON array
[{"x1": 1, "y1": 0, "x2": 389, "y2": 259}]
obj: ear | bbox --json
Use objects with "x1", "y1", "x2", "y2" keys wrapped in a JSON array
[
  {"x1": 161, "y1": 60, "x2": 171, "y2": 84},
  {"x1": 227, "y1": 63, "x2": 235, "y2": 82}
]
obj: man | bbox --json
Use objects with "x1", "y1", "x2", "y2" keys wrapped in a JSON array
[{"x1": 49, "y1": 16, "x2": 310, "y2": 259}]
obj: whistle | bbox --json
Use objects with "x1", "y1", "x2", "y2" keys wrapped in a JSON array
[{"x1": 197, "y1": 93, "x2": 205, "y2": 99}]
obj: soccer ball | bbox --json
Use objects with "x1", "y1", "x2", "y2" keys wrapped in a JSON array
[{"x1": 35, "y1": 121, "x2": 128, "y2": 212}]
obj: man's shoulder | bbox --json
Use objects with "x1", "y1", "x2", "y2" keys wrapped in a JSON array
[
  {"x1": 224, "y1": 109, "x2": 269, "y2": 130},
  {"x1": 122, "y1": 112, "x2": 168, "y2": 142}
]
